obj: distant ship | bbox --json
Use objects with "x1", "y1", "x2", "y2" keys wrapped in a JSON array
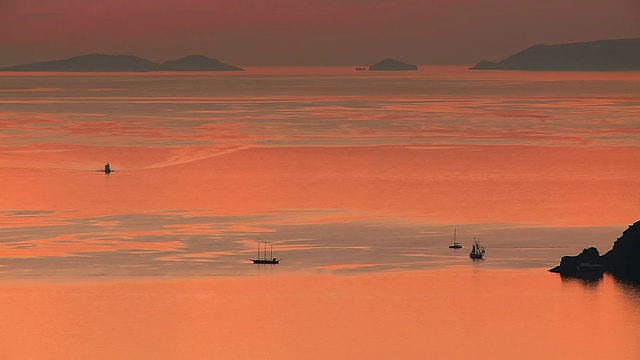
[
  {"x1": 449, "y1": 228, "x2": 462, "y2": 249},
  {"x1": 251, "y1": 242, "x2": 280, "y2": 264},
  {"x1": 469, "y1": 238, "x2": 485, "y2": 259},
  {"x1": 355, "y1": 67, "x2": 367, "y2": 71},
  {"x1": 104, "y1": 163, "x2": 111, "y2": 174}
]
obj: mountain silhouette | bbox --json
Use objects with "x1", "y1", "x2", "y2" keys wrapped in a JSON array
[
  {"x1": 470, "y1": 38, "x2": 640, "y2": 71},
  {"x1": 0, "y1": 54, "x2": 243, "y2": 72},
  {"x1": 369, "y1": 58, "x2": 418, "y2": 71},
  {"x1": 0, "y1": 54, "x2": 160, "y2": 72},
  {"x1": 161, "y1": 55, "x2": 243, "y2": 71}
]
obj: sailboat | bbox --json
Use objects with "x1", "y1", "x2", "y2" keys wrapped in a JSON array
[
  {"x1": 469, "y1": 237, "x2": 485, "y2": 259},
  {"x1": 448, "y1": 228, "x2": 462, "y2": 249},
  {"x1": 250, "y1": 242, "x2": 280, "y2": 264}
]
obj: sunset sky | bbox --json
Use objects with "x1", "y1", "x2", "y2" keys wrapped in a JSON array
[{"x1": 1, "y1": 0, "x2": 638, "y2": 66}]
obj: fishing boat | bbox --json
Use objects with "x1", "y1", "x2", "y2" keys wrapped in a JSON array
[
  {"x1": 449, "y1": 228, "x2": 462, "y2": 249},
  {"x1": 251, "y1": 242, "x2": 280, "y2": 264},
  {"x1": 469, "y1": 237, "x2": 485, "y2": 259}
]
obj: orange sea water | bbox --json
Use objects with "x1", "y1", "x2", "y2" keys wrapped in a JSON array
[
  {"x1": 0, "y1": 269, "x2": 639, "y2": 359},
  {"x1": 0, "y1": 67, "x2": 639, "y2": 358}
]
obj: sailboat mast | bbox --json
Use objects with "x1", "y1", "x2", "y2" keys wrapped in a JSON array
[
  {"x1": 270, "y1": 244, "x2": 273, "y2": 259},
  {"x1": 257, "y1": 242, "x2": 260, "y2": 259}
]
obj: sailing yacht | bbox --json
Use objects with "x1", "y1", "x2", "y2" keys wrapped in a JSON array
[
  {"x1": 449, "y1": 228, "x2": 462, "y2": 249},
  {"x1": 250, "y1": 242, "x2": 280, "y2": 264},
  {"x1": 469, "y1": 238, "x2": 485, "y2": 259}
]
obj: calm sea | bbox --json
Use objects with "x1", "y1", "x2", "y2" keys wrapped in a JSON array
[{"x1": 0, "y1": 66, "x2": 639, "y2": 358}]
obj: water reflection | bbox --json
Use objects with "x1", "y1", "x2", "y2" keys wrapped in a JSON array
[
  {"x1": 1, "y1": 269, "x2": 638, "y2": 359},
  {"x1": 559, "y1": 273, "x2": 604, "y2": 290},
  {"x1": 613, "y1": 277, "x2": 640, "y2": 304}
]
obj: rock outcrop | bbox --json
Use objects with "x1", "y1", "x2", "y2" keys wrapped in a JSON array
[
  {"x1": 550, "y1": 220, "x2": 640, "y2": 283},
  {"x1": 549, "y1": 247, "x2": 604, "y2": 278},
  {"x1": 601, "y1": 220, "x2": 640, "y2": 283}
]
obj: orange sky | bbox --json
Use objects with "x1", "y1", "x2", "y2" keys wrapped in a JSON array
[{"x1": 1, "y1": 0, "x2": 638, "y2": 66}]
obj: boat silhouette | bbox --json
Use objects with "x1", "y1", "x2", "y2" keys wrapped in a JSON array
[
  {"x1": 449, "y1": 228, "x2": 462, "y2": 249},
  {"x1": 469, "y1": 237, "x2": 485, "y2": 259},
  {"x1": 251, "y1": 242, "x2": 280, "y2": 264}
]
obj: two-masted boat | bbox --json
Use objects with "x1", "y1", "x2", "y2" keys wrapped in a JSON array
[
  {"x1": 250, "y1": 242, "x2": 280, "y2": 264},
  {"x1": 469, "y1": 238, "x2": 485, "y2": 259},
  {"x1": 448, "y1": 228, "x2": 462, "y2": 249}
]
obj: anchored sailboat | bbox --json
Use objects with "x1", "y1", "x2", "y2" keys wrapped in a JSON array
[
  {"x1": 469, "y1": 237, "x2": 485, "y2": 259},
  {"x1": 449, "y1": 228, "x2": 462, "y2": 249},
  {"x1": 251, "y1": 242, "x2": 280, "y2": 264}
]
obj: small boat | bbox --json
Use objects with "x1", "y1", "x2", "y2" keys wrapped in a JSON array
[
  {"x1": 469, "y1": 237, "x2": 485, "y2": 259},
  {"x1": 575, "y1": 262, "x2": 605, "y2": 279},
  {"x1": 99, "y1": 163, "x2": 117, "y2": 173},
  {"x1": 449, "y1": 228, "x2": 462, "y2": 249},
  {"x1": 251, "y1": 242, "x2": 280, "y2": 264},
  {"x1": 355, "y1": 67, "x2": 367, "y2": 71}
]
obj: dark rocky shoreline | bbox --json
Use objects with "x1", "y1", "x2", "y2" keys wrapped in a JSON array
[{"x1": 550, "y1": 220, "x2": 640, "y2": 283}]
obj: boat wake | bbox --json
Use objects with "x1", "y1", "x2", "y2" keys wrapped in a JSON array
[{"x1": 133, "y1": 146, "x2": 251, "y2": 171}]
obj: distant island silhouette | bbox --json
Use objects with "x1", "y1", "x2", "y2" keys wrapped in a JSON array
[
  {"x1": 550, "y1": 220, "x2": 640, "y2": 283},
  {"x1": 369, "y1": 58, "x2": 418, "y2": 71},
  {"x1": 161, "y1": 55, "x2": 243, "y2": 71},
  {"x1": 0, "y1": 54, "x2": 244, "y2": 72},
  {"x1": 470, "y1": 38, "x2": 640, "y2": 71}
]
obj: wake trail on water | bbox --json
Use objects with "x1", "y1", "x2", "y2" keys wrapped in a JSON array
[
  {"x1": 0, "y1": 146, "x2": 252, "y2": 172},
  {"x1": 124, "y1": 146, "x2": 252, "y2": 171}
]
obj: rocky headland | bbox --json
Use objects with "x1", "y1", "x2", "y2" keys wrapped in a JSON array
[
  {"x1": 550, "y1": 220, "x2": 640, "y2": 283},
  {"x1": 369, "y1": 58, "x2": 418, "y2": 71},
  {"x1": 470, "y1": 38, "x2": 640, "y2": 71},
  {"x1": 0, "y1": 54, "x2": 244, "y2": 72}
]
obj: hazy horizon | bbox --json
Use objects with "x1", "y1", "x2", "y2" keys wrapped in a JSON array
[
  {"x1": 1, "y1": 0, "x2": 638, "y2": 67},
  {"x1": 3, "y1": 37, "x2": 640, "y2": 69}
]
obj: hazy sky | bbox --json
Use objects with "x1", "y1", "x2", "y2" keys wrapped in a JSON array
[{"x1": 1, "y1": 0, "x2": 638, "y2": 66}]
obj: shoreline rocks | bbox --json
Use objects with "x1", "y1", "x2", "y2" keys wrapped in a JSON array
[{"x1": 550, "y1": 220, "x2": 640, "y2": 283}]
